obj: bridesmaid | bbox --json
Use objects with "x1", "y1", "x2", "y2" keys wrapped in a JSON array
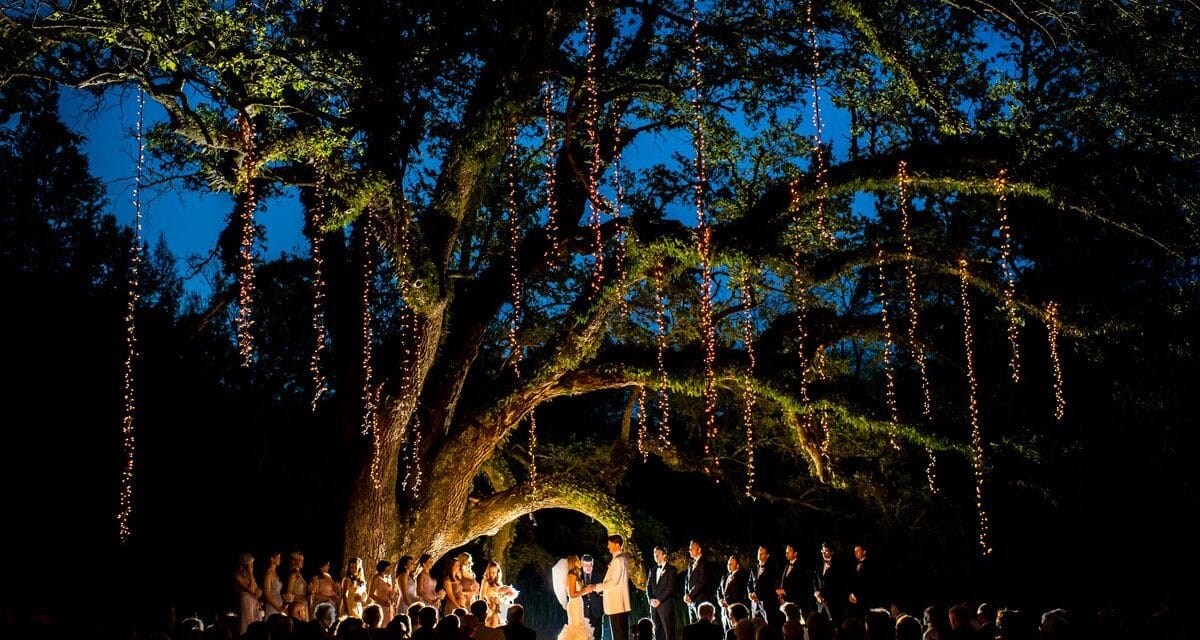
[
  {"x1": 342, "y1": 557, "x2": 368, "y2": 619},
  {"x1": 457, "y1": 552, "x2": 480, "y2": 605},
  {"x1": 440, "y1": 556, "x2": 464, "y2": 616},
  {"x1": 368, "y1": 560, "x2": 397, "y2": 625},
  {"x1": 235, "y1": 553, "x2": 263, "y2": 635},
  {"x1": 262, "y1": 552, "x2": 286, "y2": 617},
  {"x1": 310, "y1": 560, "x2": 341, "y2": 612},
  {"x1": 395, "y1": 555, "x2": 418, "y2": 611},
  {"x1": 479, "y1": 561, "x2": 517, "y2": 627},
  {"x1": 286, "y1": 551, "x2": 309, "y2": 615},
  {"x1": 416, "y1": 553, "x2": 444, "y2": 607}
]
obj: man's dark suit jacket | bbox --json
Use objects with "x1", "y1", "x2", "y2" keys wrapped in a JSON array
[
  {"x1": 682, "y1": 619, "x2": 723, "y2": 640},
  {"x1": 502, "y1": 623, "x2": 537, "y2": 640}
]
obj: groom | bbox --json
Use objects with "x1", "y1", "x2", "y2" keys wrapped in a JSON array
[{"x1": 592, "y1": 534, "x2": 631, "y2": 640}]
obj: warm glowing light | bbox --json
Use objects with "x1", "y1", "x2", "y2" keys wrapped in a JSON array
[
  {"x1": 996, "y1": 169, "x2": 1022, "y2": 383},
  {"x1": 896, "y1": 162, "x2": 937, "y2": 492},
  {"x1": 543, "y1": 82, "x2": 561, "y2": 265},
  {"x1": 1046, "y1": 301, "x2": 1066, "y2": 422},
  {"x1": 689, "y1": 0, "x2": 719, "y2": 476},
  {"x1": 652, "y1": 262, "x2": 672, "y2": 443},
  {"x1": 958, "y1": 258, "x2": 993, "y2": 556},
  {"x1": 806, "y1": 0, "x2": 834, "y2": 248},
  {"x1": 309, "y1": 170, "x2": 331, "y2": 411},
  {"x1": 117, "y1": 90, "x2": 146, "y2": 543},
  {"x1": 876, "y1": 245, "x2": 901, "y2": 450},
  {"x1": 235, "y1": 114, "x2": 258, "y2": 368},
  {"x1": 612, "y1": 119, "x2": 630, "y2": 319},
  {"x1": 635, "y1": 386, "x2": 649, "y2": 462},
  {"x1": 738, "y1": 271, "x2": 758, "y2": 498},
  {"x1": 504, "y1": 124, "x2": 539, "y2": 489},
  {"x1": 584, "y1": 0, "x2": 605, "y2": 298},
  {"x1": 359, "y1": 217, "x2": 382, "y2": 488},
  {"x1": 396, "y1": 198, "x2": 424, "y2": 499},
  {"x1": 402, "y1": 417, "x2": 423, "y2": 501}
]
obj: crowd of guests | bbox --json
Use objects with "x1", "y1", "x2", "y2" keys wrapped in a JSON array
[{"x1": 232, "y1": 550, "x2": 518, "y2": 638}]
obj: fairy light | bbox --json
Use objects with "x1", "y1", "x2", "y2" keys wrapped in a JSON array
[
  {"x1": 117, "y1": 90, "x2": 146, "y2": 543},
  {"x1": 689, "y1": 0, "x2": 719, "y2": 476},
  {"x1": 897, "y1": 161, "x2": 937, "y2": 491},
  {"x1": 652, "y1": 262, "x2": 672, "y2": 443},
  {"x1": 358, "y1": 214, "x2": 383, "y2": 488},
  {"x1": 309, "y1": 170, "x2": 331, "y2": 411},
  {"x1": 996, "y1": 169, "x2": 1022, "y2": 383},
  {"x1": 612, "y1": 118, "x2": 630, "y2": 319},
  {"x1": 542, "y1": 82, "x2": 561, "y2": 265},
  {"x1": 402, "y1": 419, "x2": 423, "y2": 501},
  {"x1": 1046, "y1": 301, "x2": 1066, "y2": 422},
  {"x1": 584, "y1": 0, "x2": 605, "y2": 297},
  {"x1": 392, "y1": 194, "x2": 424, "y2": 498},
  {"x1": 234, "y1": 113, "x2": 259, "y2": 368},
  {"x1": 635, "y1": 386, "x2": 649, "y2": 462},
  {"x1": 739, "y1": 271, "x2": 758, "y2": 499},
  {"x1": 958, "y1": 257, "x2": 993, "y2": 556},
  {"x1": 806, "y1": 0, "x2": 834, "y2": 248},
  {"x1": 876, "y1": 245, "x2": 901, "y2": 450},
  {"x1": 504, "y1": 123, "x2": 539, "y2": 489}
]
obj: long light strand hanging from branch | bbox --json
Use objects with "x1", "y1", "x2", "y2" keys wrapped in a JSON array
[
  {"x1": 397, "y1": 197, "x2": 424, "y2": 500},
  {"x1": 612, "y1": 118, "x2": 630, "y2": 319},
  {"x1": 584, "y1": 0, "x2": 605, "y2": 298},
  {"x1": 806, "y1": 0, "x2": 834, "y2": 248},
  {"x1": 359, "y1": 215, "x2": 383, "y2": 488},
  {"x1": 996, "y1": 169, "x2": 1022, "y2": 383},
  {"x1": 897, "y1": 161, "x2": 938, "y2": 491},
  {"x1": 652, "y1": 262, "x2": 672, "y2": 443},
  {"x1": 234, "y1": 113, "x2": 259, "y2": 368},
  {"x1": 788, "y1": 179, "x2": 820, "y2": 460},
  {"x1": 505, "y1": 124, "x2": 538, "y2": 488},
  {"x1": 689, "y1": 0, "x2": 720, "y2": 477},
  {"x1": 876, "y1": 245, "x2": 902, "y2": 450},
  {"x1": 958, "y1": 258, "x2": 993, "y2": 556},
  {"x1": 1046, "y1": 301, "x2": 1066, "y2": 422},
  {"x1": 117, "y1": 90, "x2": 147, "y2": 543},
  {"x1": 635, "y1": 386, "x2": 649, "y2": 461},
  {"x1": 543, "y1": 82, "x2": 561, "y2": 266},
  {"x1": 739, "y1": 270, "x2": 758, "y2": 498},
  {"x1": 309, "y1": 170, "x2": 331, "y2": 411}
]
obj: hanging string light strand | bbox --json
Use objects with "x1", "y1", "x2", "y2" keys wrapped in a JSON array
[
  {"x1": 689, "y1": 0, "x2": 720, "y2": 477},
  {"x1": 117, "y1": 90, "x2": 147, "y2": 543},
  {"x1": 958, "y1": 258, "x2": 993, "y2": 556},
  {"x1": 739, "y1": 270, "x2": 759, "y2": 498},
  {"x1": 876, "y1": 245, "x2": 902, "y2": 450},
  {"x1": 806, "y1": 0, "x2": 834, "y2": 248},
  {"x1": 996, "y1": 169, "x2": 1022, "y2": 383},
  {"x1": 543, "y1": 82, "x2": 562, "y2": 265},
  {"x1": 309, "y1": 170, "x2": 331, "y2": 410},
  {"x1": 653, "y1": 262, "x2": 672, "y2": 443},
  {"x1": 505, "y1": 124, "x2": 539, "y2": 488},
  {"x1": 234, "y1": 113, "x2": 259, "y2": 368},
  {"x1": 897, "y1": 161, "x2": 937, "y2": 491},
  {"x1": 359, "y1": 214, "x2": 383, "y2": 488},
  {"x1": 584, "y1": 0, "x2": 605, "y2": 298},
  {"x1": 1046, "y1": 301, "x2": 1066, "y2": 422}
]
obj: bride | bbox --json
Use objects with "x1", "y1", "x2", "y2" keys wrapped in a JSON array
[{"x1": 551, "y1": 556, "x2": 596, "y2": 640}]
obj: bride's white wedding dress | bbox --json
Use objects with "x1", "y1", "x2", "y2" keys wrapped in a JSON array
[{"x1": 553, "y1": 561, "x2": 594, "y2": 640}]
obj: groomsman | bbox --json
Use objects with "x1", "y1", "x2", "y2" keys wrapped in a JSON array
[
  {"x1": 683, "y1": 540, "x2": 718, "y2": 624},
  {"x1": 647, "y1": 546, "x2": 678, "y2": 640},
  {"x1": 846, "y1": 544, "x2": 874, "y2": 619},
  {"x1": 581, "y1": 554, "x2": 605, "y2": 640},
  {"x1": 748, "y1": 546, "x2": 782, "y2": 627},
  {"x1": 717, "y1": 555, "x2": 750, "y2": 630},
  {"x1": 812, "y1": 542, "x2": 846, "y2": 625},
  {"x1": 775, "y1": 544, "x2": 805, "y2": 609}
]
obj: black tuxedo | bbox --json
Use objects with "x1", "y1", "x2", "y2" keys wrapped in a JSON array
[
  {"x1": 682, "y1": 619, "x2": 723, "y2": 640},
  {"x1": 648, "y1": 563, "x2": 678, "y2": 640},
  {"x1": 812, "y1": 558, "x2": 847, "y2": 624},
  {"x1": 750, "y1": 563, "x2": 783, "y2": 626},
  {"x1": 684, "y1": 558, "x2": 719, "y2": 623},
  {"x1": 777, "y1": 561, "x2": 805, "y2": 607},
  {"x1": 581, "y1": 567, "x2": 605, "y2": 640},
  {"x1": 718, "y1": 568, "x2": 751, "y2": 611},
  {"x1": 847, "y1": 557, "x2": 874, "y2": 617}
]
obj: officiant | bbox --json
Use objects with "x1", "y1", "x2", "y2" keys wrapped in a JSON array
[{"x1": 581, "y1": 554, "x2": 605, "y2": 640}]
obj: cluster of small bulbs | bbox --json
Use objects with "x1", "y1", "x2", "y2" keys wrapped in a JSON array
[
  {"x1": 542, "y1": 82, "x2": 562, "y2": 265},
  {"x1": 806, "y1": 0, "x2": 834, "y2": 248},
  {"x1": 1046, "y1": 301, "x2": 1066, "y2": 422},
  {"x1": 584, "y1": 0, "x2": 605, "y2": 299},
  {"x1": 896, "y1": 162, "x2": 937, "y2": 492},
  {"x1": 397, "y1": 201, "x2": 424, "y2": 500},
  {"x1": 958, "y1": 258, "x2": 993, "y2": 556},
  {"x1": 117, "y1": 90, "x2": 147, "y2": 543},
  {"x1": 309, "y1": 170, "x2": 331, "y2": 411},
  {"x1": 359, "y1": 217, "x2": 383, "y2": 488},
  {"x1": 996, "y1": 169, "x2": 1022, "y2": 383},
  {"x1": 738, "y1": 271, "x2": 759, "y2": 499},
  {"x1": 635, "y1": 386, "x2": 649, "y2": 462},
  {"x1": 235, "y1": 114, "x2": 259, "y2": 368},
  {"x1": 612, "y1": 120, "x2": 630, "y2": 319},
  {"x1": 876, "y1": 245, "x2": 902, "y2": 450},
  {"x1": 652, "y1": 263, "x2": 672, "y2": 443},
  {"x1": 504, "y1": 125, "x2": 539, "y2": 489},
  {"x1": 688, "y1": 0, "x2": 720, "y2": 477}
]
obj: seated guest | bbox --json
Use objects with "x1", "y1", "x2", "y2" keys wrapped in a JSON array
[
  {"x1": 838, "y1": 617, "x2": 866, "y2": 640},
  {"x1": 949, "y1": 604, "x2": 975, "y2": 640},
  {"x1": 895, "y1": 615, "x2": 922, "y2": 640},
  {"x1": 863, "y1": 608, "x2": 892, "y2": 640},
  {"x1": 365, "y1": 604, "x2": 385, "y2": 629},
  {"x1": 1037, "y1": 610, "x2": 1069, "y2": 640},
  {"x1": 334, "y1": 617, "x2": 364, "y2": 638},
  {"x1": 437, "y1": 613, "x2": 462, "y2": 640},
  {"x1": 634, "y1": 617, "x2": 655, "y2": 640},
  {"x1": 683, "y1": 603, "x2": 723, "y2": 640},
  {"x1": 473, "y1": 601, "x2": 505, "y2": 640},
  {"x1": 501, "y1": 605, "x2": 536, "y2": 640},
  {"x1": 387, "y1": 614, "x2": 412, "y2": 640},
  {"x1": 779, "y1": 604, "x2": 803, "y2": 640},
  {"x1": 313, "y1": 602, "x2": 338, "y2": 635},
  {"x1": 923, "y1": 606, "x2": 949, "y2": 640},
  {"x1": 413, "y1": 606, "x2": 439, "y2": 640},
  {"x1": 803, "y1": 612, "x2": 834, "y2": 640},
  {"x1": 753, "y1": 626, "x2": 780, "y2": 640},
  {"x1": 461, "y1": 611, "x2": 481, "y2": 639},
  {"x1": 726, "y1": 604, "x2": 753, "y2": 640},
  {"x1": 976, "y1": 604, "x2": 996, "y2": 640},
  {"x1": 995, "y1": 610, "x2": 1030, "y2": 640}
]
